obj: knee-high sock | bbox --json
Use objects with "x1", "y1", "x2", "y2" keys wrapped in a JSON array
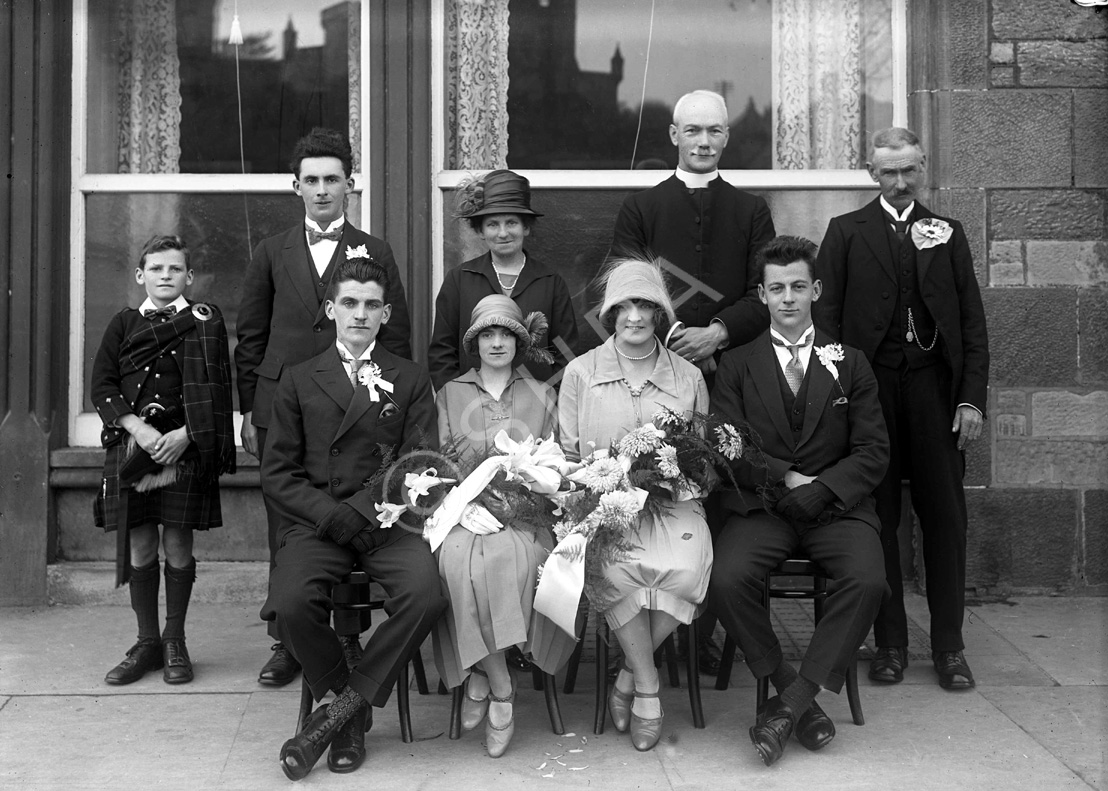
[
  {"x1": 163, "y1": 558, "x2": 196, "y2": 640},
  {"x1": 130, "y1": 559, "x2": 161, "y2": 641},
  {"x1": 769, "y1": 659, "x2": 799, "y2": 695}
]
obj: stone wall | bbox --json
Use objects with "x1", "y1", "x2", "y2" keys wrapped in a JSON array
[{"x1": 924, "y1": 1, "x2": 1107, "y2": 594}]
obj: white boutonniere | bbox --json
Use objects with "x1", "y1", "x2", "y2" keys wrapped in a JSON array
[
  {"x1": 911, "y1": 218, "x2": 953, "y2": 250},
  {"x1": 815, "y1": 344, "x2": 848, "y2": 400},
  {"x1": 346, "y1": 244, "x2": 371, "y2": 260},
  {"x1": 357, "y1": 361, "x2": 395, "y2": 403},
  {"x1": 375, "y1": 501, "x2": 407, "y2": 529}
]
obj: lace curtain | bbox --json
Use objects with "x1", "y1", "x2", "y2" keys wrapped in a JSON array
[
  {"x1": 348, "y1": 1, "x2": 362, "y2": 172},
  {"x1": 116, "y1": 0, "x2": 182, "y2": 174},
  {"x1": 772, "y1": 0, "x2": 863, "y2": 170},
  {"x1": 446, "y1": 0, "x2": 510, "y2": 170}
]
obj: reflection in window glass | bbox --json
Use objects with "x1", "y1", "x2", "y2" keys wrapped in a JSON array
[
  {"x1": 86, "y1": 0, "x2": 361, "y2": 174},
  {"x1": 445, "y1": 0, "x2": 893, "y2": 171},
  {"x1": 82, "y1": 191, "x2": 362, "y2": 410}
]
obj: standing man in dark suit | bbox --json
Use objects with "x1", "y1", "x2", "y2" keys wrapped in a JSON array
[
  {"x1": 813, "y1": 127, "x2": 989, "y2": 691},
  {"x1": 236, "y1": 128, "x2": 413, "y2": 686},
  {"x1": 261, "y1": 258, "x2": 445, "y2": 781},
  {"x1": 612, "y1": 89, "x2": 776, "y2": 672},
  {"x1": 709, "y1": 236, "x2": 889, "y2": 767}
]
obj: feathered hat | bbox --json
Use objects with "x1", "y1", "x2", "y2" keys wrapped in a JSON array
[
  {"x1": 454, "y1": 169, "x2": 543, "y2": 219},
  {"x1": 462, "y1": 294, "x2": 555, "y2": 366}
]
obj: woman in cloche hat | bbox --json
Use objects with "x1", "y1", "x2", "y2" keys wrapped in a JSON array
[
  {"x1": 428, "y1": 169, "x2": 578, "y2": 391},
  {"x1": 431, "y1": 295, "x2": 577, "y2": 759}
]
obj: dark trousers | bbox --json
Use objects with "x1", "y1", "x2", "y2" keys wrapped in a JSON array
[
  {"x1": 261, "y1": 525, "x2": 447, "y2": 706},
  {"x1": 256, "y1": 425, "x2": 283, "y2": 641},
  {"x1": 871, "y1": 361, "x2": 968, "y2": 653},
  {"x1": 708, "y1": 511, "x2": 886, "y2": 693}
]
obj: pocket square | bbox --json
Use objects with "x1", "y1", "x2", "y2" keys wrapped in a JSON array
[
  {"x1": 832, "y1": 396, "x2": 849, "y2": 406},
  {"x1": 379, "y1": 403, "x2": 400, "y2": 420}
]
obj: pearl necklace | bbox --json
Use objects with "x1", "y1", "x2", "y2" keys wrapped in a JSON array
[
  {"x1": 615, "y1": 339, "x2": 658, "y2": 361},
  {"x1": 493, "y1": 261, "x2": 524, "y2": 292}
]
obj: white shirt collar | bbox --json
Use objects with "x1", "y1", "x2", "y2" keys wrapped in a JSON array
[
  {"x1": 336, "y1": 339, "x2": 375, "y2": 362},
  {"x1": 138, "y1": 294, "x2": 189, "y2": 315},
  {"x1": 769, "y1": 324, "x2": 815, "y2": 348},
  {"x1": 674, "y1": 168, "x2": 720, "y2": 189},
  {"x1": 306, "y1": 215, "x2": 346, "y2": 234},
  {"x1": 879, "y1": 196, "x2": 914, "y2": 222}
]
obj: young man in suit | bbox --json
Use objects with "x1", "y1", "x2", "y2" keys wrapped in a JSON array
[
  {"x1": 709, "y1": 236, "x2": 889, "y2": 767},
  {"x1": 813, "y1": 128, "x2": 989, "y2": 690},
  {"x1": 236, "y1": 128, "x2": 413, "y2": 686},
  {"x1": 612, "y1": 89, "x2": 776, "y2": 672},
  {"x1": 260, "y1": 258, "x2": 445, "y2": 781}
]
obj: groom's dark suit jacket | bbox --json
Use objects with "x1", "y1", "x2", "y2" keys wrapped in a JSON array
[
  {"x1": 236, "y1": 223, "x2": 413, "y2": 430},
  {"x1": 711, "y1": 329, "x2": 889, "y2": 528},
  {"x1": 260, "y1": 344, "x2": 435, "y2": 539}
]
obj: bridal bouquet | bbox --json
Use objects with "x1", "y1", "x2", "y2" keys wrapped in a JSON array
[{"x1": 533, "y1": 406, "x2": 761, "y2": 636}]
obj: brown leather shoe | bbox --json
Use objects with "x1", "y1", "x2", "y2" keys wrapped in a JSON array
[
  {"x1": 259, "y1": 642, "x2": 301, "y2": 687},
  {"x1": 105, "y1": 638, "x2": 163, "y2": 685},
  {"x1": 162, "y1": 638, "x2": 194, "y2": 684},
  {"x1": 749, "y1": 695, "x2": 796, "y2": 767},
  {"x1": 795, "y1": 699, "x2": 835, "y2": 751},
  {"x1": 933, "y1": 650, "x2": 975, "y2": 690},
  {"x1": 869, "y1": 646, "x2": 908, "y2": 683}
]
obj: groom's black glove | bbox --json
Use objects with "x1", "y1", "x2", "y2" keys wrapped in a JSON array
[{"x1": 775, "y1": 481, "x2": 835, "y2": 525}]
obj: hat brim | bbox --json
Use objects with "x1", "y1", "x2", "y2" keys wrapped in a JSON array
[
  {"x1": 462, "y1": 317, "x2": 531, "y2": 357},
  {"x1": 465, "y1": 206, "x2": 543, "y2": 218}
]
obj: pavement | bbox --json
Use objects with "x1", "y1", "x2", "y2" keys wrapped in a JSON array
[{"x1": 1, "y1": 564, "x2": 1105, "y2": 790}]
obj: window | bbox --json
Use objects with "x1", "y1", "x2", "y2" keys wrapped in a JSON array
[
  {"x1": 440, "y1": 0, "x2": 901, "y2": 172},
  {"x1": 431, "y1": 0, "x2": 907, "y2": 352},
  {"x1": 70, "y1": 0, "x2": 369, "y2": 446}
]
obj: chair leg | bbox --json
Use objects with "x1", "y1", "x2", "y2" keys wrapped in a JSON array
[
  {"x1": 846, "y1": 651, "x2": 865, "y2": 726},
  {"x1": 594, "y1": 620, "x2": 608, "y2": 735},
  {"x1": 397, "y1": 663, "x2": 413, "y2": 744},
  {"x1": 687, "y1": 619, "x2": 705, "y2": 729},
  {"x1": 449, "y1": 685, "x2": 463, "y2": 740},
  {"x1": 543, "y1": 672, "x2": 565, "y2": 735},
  {"x1": 411, "y1": 649, "x2": 430, "y2": 695},
  {"x1": 662, "y1": 632, "x2": 681, "y2": 688},
  {"x1": 296, "y1": 678, "x2": 314, "y2": 733},
  {"x1": 532, "y1": 666, "x2": 544, "y2": 691},
  {"x1": 563, "y1": 637, "x2": 584, "y2": 694},
  {"x1": 715, "y1": 634, "x2": 736, "y2": 691},
  {"x1": 756, "y1": 674, "x2": 770, "y2": 712}
]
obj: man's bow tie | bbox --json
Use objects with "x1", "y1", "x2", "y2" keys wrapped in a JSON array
[
  {"x1": 143, "y1": 305, "x2": 177, "y2": 319},
  {"x1": 307, "y1": 227, "x2": 342, "y2": 245}
]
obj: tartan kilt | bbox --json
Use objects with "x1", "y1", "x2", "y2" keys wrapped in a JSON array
[{"x1": 94, "y1": 443, "x2": 223, "y2": 533}]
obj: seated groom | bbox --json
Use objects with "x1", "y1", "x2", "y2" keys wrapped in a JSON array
[
  {"x1": 708, "y1": 236, "x2": 889, "y2": 767},
  {"x1": 260, "y1": 258, "x2": 445, "y2": 781}
]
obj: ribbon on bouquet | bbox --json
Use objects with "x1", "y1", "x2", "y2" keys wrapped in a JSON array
[
  {"x1": 533, "y1": 485, "x2": 649, "y2": 639},
  {"x1": 422, "y1": 431, "x2": 572, "y2": 552}
]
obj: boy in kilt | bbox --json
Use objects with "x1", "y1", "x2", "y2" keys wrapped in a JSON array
[{"x1": 93, "y1": 234, "x2": 236, "y2": 686}]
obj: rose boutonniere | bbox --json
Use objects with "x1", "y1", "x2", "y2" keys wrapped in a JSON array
[
  {"x1": 357, "y1": 361, "x2": 395, "y2": 403},
  {"x1": 346, "y1": 244, "x2": 374, "y2": 261},
  {"x1": 814, "y1": 344, "x2": 848, "y2": 400},
  {"x1": 911, "y1": 218, "x2": 953, "y2": 250}
]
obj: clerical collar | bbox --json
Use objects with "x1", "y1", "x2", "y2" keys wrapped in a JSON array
[
  {"x1": 336, "y1": 339, "x2": 375, "y2": 362},
  {"x1": 306, "y1": 215, "x2": 346, "y2": 234},
  {"x1": 880, "y1": 196, "x2": 914, "y2": 223},
  {"x1": 139, "y1": 294, "x2": 189, "y2": 315},
  {"x1": 674, "y1": 169, "x2": 719, "y2": 189},
  {"x1": 769, "y1": 324, "x2": 815, "y2": 347}
]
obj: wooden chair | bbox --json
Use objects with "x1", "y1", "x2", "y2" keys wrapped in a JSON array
[
  {"x1": 295, "y1": 570, "x2": 431, "y2": 743},
  {"x1": 714, "y1": 557, "x2": 864, "y2": 726}
]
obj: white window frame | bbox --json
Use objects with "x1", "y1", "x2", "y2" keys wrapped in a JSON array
[
  {"x1": 68, "y1": 0, "x2": 372, "y2": 446},
  {"x1": 429, "y1": 0, "x2": 907, "y2": 294}
]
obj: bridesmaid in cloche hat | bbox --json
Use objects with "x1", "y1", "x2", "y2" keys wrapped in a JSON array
[{"x1": 428, "y1": 169, "x2": 578, "y2": 392}]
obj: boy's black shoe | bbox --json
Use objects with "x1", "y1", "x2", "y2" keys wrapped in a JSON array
[
  {"x1": 105, "y1": 638, "x2": 163, "y2": 685},
  {"x1": 162, "y1": 638, "x2": 194, "y2": 684}
]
